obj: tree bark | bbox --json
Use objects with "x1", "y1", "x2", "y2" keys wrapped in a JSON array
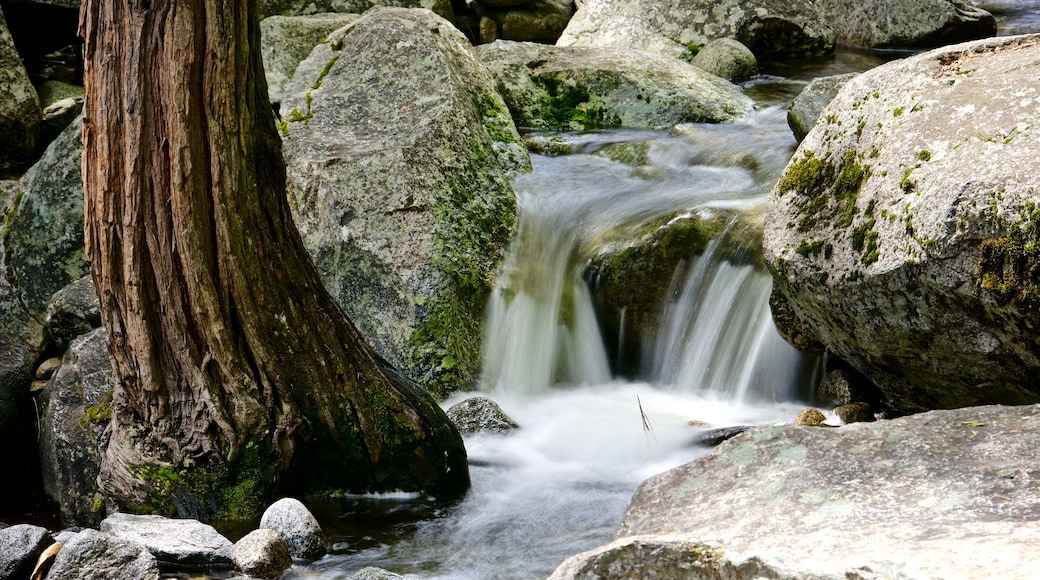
[{"x1": 79, "y1": 0, "x2": 469, "y2": 520}]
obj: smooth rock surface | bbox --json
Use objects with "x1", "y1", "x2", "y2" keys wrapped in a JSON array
[
  {"x1": 260, "y1": 13, "x2": 359, "y2": 105},
  {"x1": 786, "y1": 72, "x2": 858, "y2": 142},
  {"x1": 554, "y1": 404, "x2": 1040, "y2": 578},
  {"x1": 260, "y1": 497, "x2": 327, "y2": 561},
  {"x1": 47, "y1": 529, "x2": 159, "y2": 580},
  {"x1": 232, "y1": 528, "x2": 293, "y2": 578},
  {"x1": 691, "y1": 37, "x2": 757, "y2": 82},
  {"x1": 815, "y1": 0, "x2": 996, "y2": 49},
  {"x1": 445, "y1": 396, "x2": 520, "y2": 435},
  {"x1": 100, "y1": 513, "x2": 234, "y2": 569},
  {"x1": 0, "y1": 7, "x2": 41, "y2": 168},
  {"x1": 0, "y1": 524, "x2": 52, "y2": 580}
]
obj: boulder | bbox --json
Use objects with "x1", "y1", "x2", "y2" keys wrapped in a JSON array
[
  {"x1": 46, "y1": 529, "x2": 160, "y2": 580},
  {"x1": 786, "y1": 72, "x2": 857, "y2": 143},
  {"x1": 260, "y1": 14, "x2": 359, "y2": 105},
  {"x1": 834, "y1": 401, "x2": 874, "y2": 423},
  {"x1": 556, "y1": 0, "x2": 834, "y2": 61},
  {"x1": 259, "y1": 0, "x2": 454, "y2": 22},
  {"x1": 814, "y1": 0, "x2": 996, "y2": 50},
  {"x1": 0, "y1": 6, "x2": 42, "y2": 169},
  {"x1": 232, "y1": 528, "x2": 293, "y2": 578},
  {"x1": 38, "y1": 328, "x2": 111, "y2": 526},
  {"x1": 691, "y1": 37, "x2": 757, "y2": 82},
  {"x1": 474, "y1": 41, "x2": 753, "y2": 131},
  {"x1": 99, "y1": 513, "x2": 234, "y2": 570},
  {"x1": 765, "y1": 34, "x2": 1040, "y2": 411},
  {"x1": 445, "y1": 396, "x2": 520, "y2": 435},
  {"x1": 44, "y1": 274, "x2": 102, "y2": 352},
  {"x1": 552, "y1": 404, "x2": 1040, "y2": 578},
  {"x1": 259, "y1": 497, "x2": 327, "y2": 562},
  {"x1": 281, "y1": 7, "x2": 525, "y2": 396},
  {"x1": 0, "y1": 524, "x2": 53, "y2": 579},
  {"x1": 476, "y1": 0, "x2": 574, "y2": 44}
]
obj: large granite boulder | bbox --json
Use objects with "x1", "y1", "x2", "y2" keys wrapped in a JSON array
[
  {"x1": 261, "y1": 14, "x2": 359, "y2": 105},
  {"x1": 47, "y1": 529, "x2": 160, "y2": 580},
  {"x1": 556, "y1": 0, "x2": 834, "y2": 61},
  {"x1": 552, "y1": 404, "x2": 1040, "y2": 578},
  {"x1": 0, "y1": 524, "x2": 53, "y2": 579},
  {"x1": 38, "y1": 328, "x2": 112, "y2": 526},
  {"x1": 0, "y1": 6, "x2": 41, "y2": 169},
  {"x1": 281, "y1": 7, "x2": 525, "y2": 396},
  {"x1": 814, "y1": 0, "x2": 996, "y2": 50},
  {"x1": 765, "y1": 34, "x2": 1040, "y2": 411},
  {"x1": 474, "y1": 41, "x2": 752, "y2": 131}
]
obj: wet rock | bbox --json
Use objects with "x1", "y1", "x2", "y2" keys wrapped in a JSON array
[
  {"x1": 834, "y1": 402, "x2": 874, "y2": 424},
  {"x1": 0, "y1": 7, "x2": 42, "y2": 169},
  {"x1": 46, "y1": 529, "x2": 159, "y2": 580},
  {"x1": 38, "y1": 328, "x2": 111, "y2": 526},
  {"x1": 232, "y1": 528, "x2": 292, "y2": 579},
  {"x1": 0, "y1": 524, "x2": 53, "y2": 580},
  {"x1": 690, "y1": 425, "x2": 751, "y2": 447},
  {"x1": 44, "y1": 274, "x2": 102, "y2": 352},
  {"x1": 765, "y1": 34, "x2": 1040, "y2": 411},
  {"x1": 282, "y1": 8, "x2": 524, "y2": 396},
  {"x1": 814, "y1": 0, "x2": 996, "y2": 50},
  {"x1": 557, "y1": 0, "x2": 834, "y2": 61},
  {"x1": 260, "y1": 14, "x2": 359, "y2": 105},
  {"x1": 793, "y1": 407, "x2": 825, "y2": 426},
  {"x1": 260, "y1": 497, "x2": 327, "y2": 562},
  {"x1": 99, "y1": 513, "x2": 234, "y2": 570},
  {"x1": 554, "y1": 404, "x2": 1040, "y2": 578},
  {"x1": 474, "y1": 40, "x2": 753, "y2": 131},
  {"x1": 446, "y1": 396, "x2": 520, "y2": 435},
  {"x1": 786, "y1": 72, "x2": 857, "y2": 142},
  {"x1": 349, "y1": 567, "x2": 407, "y2": 579},
  {"x1": 691, "y1": 38, "x2": 757, "y2": 82}
]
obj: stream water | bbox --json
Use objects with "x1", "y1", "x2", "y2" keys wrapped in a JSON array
[{"x1": 285, "y1": 7, "x2": 1040, "y2": 579}]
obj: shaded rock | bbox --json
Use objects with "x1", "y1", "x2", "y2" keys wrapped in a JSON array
[
  {"x1": 38, "y1": 328, "x2": 111, "y2": 526},
  {"x1": 35, "y1": 356, "x2": 62, "y2": 380},
  {"x1": 786, "y1": 72, "x2": 857, "y2": 143},
  {"x1": 445, "y1": 396, "x2": 520, "y2": 435},
  {"x1": 46, "y1": 529, "x2": 159, "y2": 580},
  {"x1": 474, "y1": 40, "x2": 752, "y2": 131},
  {"x1": 260, "y1": 497, "x2": 327, "y2": 562},
  {"x1": 765, "y1": 34, "x2": 1040, "y2": 411},
  {"x1": 99, "y1": 513, "x2": 234, "y2": 570},
  {"x1": 259, "y1": 0, "x2": 454, "y2": 22},
  {"x1": 36, "y1": 80, "x2": 83, "y2": 143},
  {"x1": 815, "y1": 0, "x2": 996, "y2": 50},
  {"x1": 690, "y1": 425, "x2": 751, "y2": 447},
  {"x1": 834, "y1": 401, "x2": 875, "y2": 424},
  {"x1": 281, "y1": 7, "x2": 524, "y2": 396},
  {"x1": 232, "y1": 528, "x2": 292, "y2": 579},
  {"x1": 348, "y1": 567, "x2": 407, "y2": 579},
  {"x1": 260, "y1": 14, "x2": 360, "y2": 105},
  {"x1": 478, "y1": 0, "x2": 574, "y2": 44},
  {"x1": 555, "y1": 404, "x2": 1040, "y2": 578},
  {"x1": 0, "y1": 524, "x2": 52, "y2": 580},
  {"x1": 691, "y1": 37, "x2": 757, "y2": 82},
  {"x1": 44, "y1": 274, "x2": 102, "y2": 352},
  {"x1": 557, "y1": 0, "x2": 834, "y2": 61},
  {"x1": 793, "y1": 407, "x2": 825, "y2": 426},
  {"x1": 0, "y1": 7, "x2": 42, "y2": 169}
]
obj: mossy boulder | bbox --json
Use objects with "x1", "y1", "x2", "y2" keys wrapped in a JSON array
[
  {"x1": 281, "y1": 8, "x2": 527, "y2": 397},
  {"x1": 474, "y1": 40, "x2": 753, "y2": 131},
  {"x1": 261, "y1": 14, "x2": 360, "y2": 105},
  {"x1": 0, "y1": 7, "x2": 41, "y2": 170},
  {"x1": 556, "y1": 0, "x2": 834, "y2": 62},
  {"x1": 765, "y1": 34, "x2": 1040, "y2": 411},
  {"x1": 814, "y1": 0, "x2": 996, "y2": 50}
]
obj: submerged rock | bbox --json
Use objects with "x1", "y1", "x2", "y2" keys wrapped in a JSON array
[
  {"x1": 814, "y1": 0, "x2": 996, "y2": 50},
  {"x1": 446, "y1": 396, "x2": 520, "y2": 435},
  {"x1": 553, "y1": 404, "x2": 1040, "y2": 578},
  {"x1": 260, "y1": 497, "x2": 327, "y2": 562}
]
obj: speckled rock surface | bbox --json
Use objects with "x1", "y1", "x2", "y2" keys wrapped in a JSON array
[
  {"x1": 0, "y1": 7, "x2": 41, "y2": 169},
  {"x1": 281, "y1": 8, "x2": 525, "y2": 396},
  {"x1": 100, "y1": 513, "x2": 234, "y2": 570},
  {"x1": 261, "y1": 14, "x2": 359, "y2": 105},
  {"x1": 474, "y1": 40, "x2": 753, "y2": 131},
  {"x1": 814, "y1": 0, "x2": 996, "y2": 49},
  {"x1": 786, "y1": 72, "x2": 858, "y2": 142},
  {"x1": 556, "y1": 0, "x2": 834, "y2": 61},
  {"x1": 47, "y1": 529, "x2": 159, "y2": 580},
  {"x1": 765, "y1": 34, "x2": 1040, "y2": 411},
  {"x1": 445, "y1": 396, "x2": 520, "y2": 435},
  {"x1": 553, "y1": 404, "x2": 1040, "y2": 579}
]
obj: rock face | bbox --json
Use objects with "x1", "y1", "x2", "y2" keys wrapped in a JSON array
[
  {"x1": 99, "y1": 513, "x2": 234, "y2": 570},
  {"x1": 281, "y1": 7, "x2": 525, "y2": 396},
  {"x1": 474, "y1": 41, "x2": 753, "y2": 131},
  {"x1": 38, "y1": 328, "x2": 111, "y2": 526},
  {"x1": 0, "y1": 7, "x2": 41, "y2": 169},
  {"x1": 0, "y1": 524, "x2": 53, "y2": 579},
  {"x1": 260, "y1": 14, "x2": 359, "y2": 105},
  {"x1": 765, "y1": 34, "x2": 1040, "y2": 411},
  {"x1": 259, "y1": 497, "x2": 327, "y2": 562},
  {"x1": 553, "y1": 404, "x2": 1040, "y2": 579},
  {"x1": 814, "y1": 0, "x2": 996, "y2": 49},
  {"x1": 445, "y1": 396, "x2": 520, "y2": 435},
  {"x1": 47, "y1": 529, "x2": 160, "y2": 580},
  {"x1": 786, "y1": 72, "x2": 857, "y2": 142},
  {"x1": 556, "y1": 0, "x2": 834, "y2": 61}
]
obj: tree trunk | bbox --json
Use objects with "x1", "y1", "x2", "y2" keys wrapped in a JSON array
[{"x1": 79, "y1": 0, "x2": 469, "y2": 520}]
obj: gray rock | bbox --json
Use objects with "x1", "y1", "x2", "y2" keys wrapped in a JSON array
[
  {"x1": 260, "y1": 498, "x2": 327, "y2": 561},
  {"x1": 765, "y1": 34, "x2": 1040, "y2": 411},
  {"x1": 690, "y1": 425, "x2": 751, "y2": 447},
  {"x1": 259, "y1": 0, "x2": 454, "y2": 22},
  {"x1": 0, "y1": 524, "x2": 53, "y2": 580},
  {"x1": 474, "y1": 40, "x2": 753, "y2": 131},
  {"x1": 47, "y1": 529, "x2": 160, "y2": 580},
  {"x1": 786, "y1": 72, "x2": 858, "y2": 142},
  {"x1": 232, "y1": 528, "x2": 293, "y2": 578},
  {"x1": 281, "y1": 7, "x2": 524, "y2": 396},
  {"x1": 38, "y1": 328, "x2": 112, "y2": 526},
  {"x1": 691, "y1": 38, "x2": 757, "y2": 82},
  {"x1": 99, "y1": 513, "x2": 234, "y2": 570},
  {"x1": 348, "y1": 567, "x2": 407, "y2": 579},
  {"x1": 557, "y1": 0, "x2": 834, "y2": 61},
  {"x1": 445, "y1": 396, "x2": 520, "y2": 435},
  {"x1": 261, "y1": 14, "x2": 360, "y2": 105},
  {"x1": 554, "y1": 404, "x2": 1040, "y2": 578},
  {"x1": 45, "y1": 274, "x2": 102, "y2": 352},
  {"x1": 814, "y1": 0, "x2": 996, "y2": 50},
  {"x1": 0, "y1": 7, "x2": 42, "y2": 169}
]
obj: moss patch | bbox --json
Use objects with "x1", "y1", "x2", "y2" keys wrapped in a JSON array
[
  {"x1": 977, "y1": 200, "x2": 1040, "y2": 307},
  {"x1": 778, "y1": 150, "x2": 871, "y2": 234},
  {"x1": 530, "y1": 74, "x2": 622, "y2": 130}
]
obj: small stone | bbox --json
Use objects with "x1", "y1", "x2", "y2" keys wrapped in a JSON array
[
  {"x1": 35, "y1": 357, "x2": 63, "y2": 380},
  {"x1": 794, "y1": 407, "x2": 826, "y2": 426},
  {"x1": 835, "y1": 402, "x2": 875, "y2": 424},
  {"x1": 260, "y1": 498, "x2": 327, "y2": 562},
  {"x1": 445, "y1": 396, "x2": 520, "y2": 435},
  {"x1": 692, "y1": 37, "x2": 758, "y2": 82},
  {"x1": 232, "y1": 529, "x2": 292, "y2": 579}
]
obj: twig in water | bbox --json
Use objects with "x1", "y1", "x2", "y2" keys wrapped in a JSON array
[{"x1": 637, "y1": 395, "x2": 657, "y2": 449}]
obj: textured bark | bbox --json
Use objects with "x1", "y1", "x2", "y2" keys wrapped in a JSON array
[{"x1": 80, "y1": 0, "x2": 469, "y2": 520}]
